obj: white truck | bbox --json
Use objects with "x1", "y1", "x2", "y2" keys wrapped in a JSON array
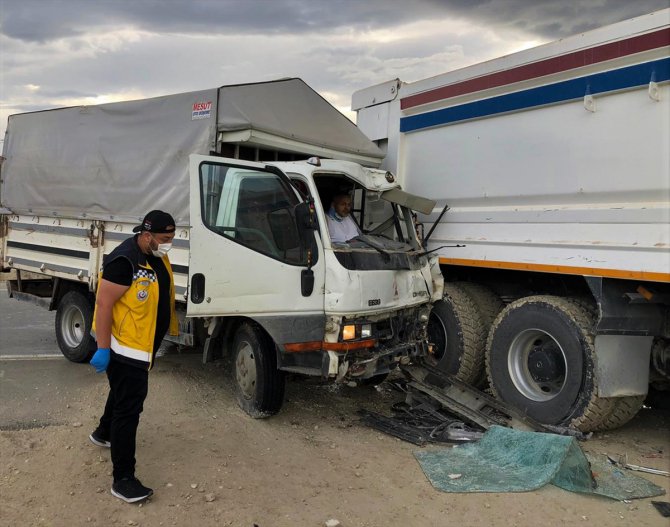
[
  {"x1": 0, "y1": 78, "x2": 442, "y2": 417},
  {"x1": 353, "y1": 9, "x2": 670, "y2": 431}
]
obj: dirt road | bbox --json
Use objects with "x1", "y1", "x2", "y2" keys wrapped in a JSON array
[{"x1": 1, "y1": 352, "x2": 669, "y2": 527}]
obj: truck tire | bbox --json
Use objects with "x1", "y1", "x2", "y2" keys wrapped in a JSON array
[
  {"x1": 232, "y1": 322, "x2": 285, "y2": 418},
  {"x1": 455, "y1": 282, "x2": 504, "y2": 387},
  {"x1": 595, "y1": 395, "x2": 645, "y2": 430},
  {"x1": 565, "y1": 297, "x2": 644, "y2": 430},
  {"x1": 55, "y1": 290, "x2": 96, "y2": 363},
  {"x1": 486, "y1": 295, "x2": 615, "y2": 432},
  {"x1": 455, "y1": 282, "x2": 505, "y2": 327},
  {"x1": 425, "y1": 283, "x2": 486, "y2": 385}
]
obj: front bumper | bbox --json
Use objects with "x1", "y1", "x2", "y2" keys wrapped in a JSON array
[
  {"x1": 323, "y1": 306, "x2": 432, "y2": 381},
  {"x1": 324, "y1": 339, "x2": 431, "y2": 381}
]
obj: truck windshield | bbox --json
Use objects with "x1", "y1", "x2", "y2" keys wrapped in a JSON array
[{"x1": 315, "y1": 174, "x2": 424, "y2": 271}]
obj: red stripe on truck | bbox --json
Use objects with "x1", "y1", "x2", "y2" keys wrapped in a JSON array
[{"x1": 401, "y1": 28, "x2": 670, "y2": 110}]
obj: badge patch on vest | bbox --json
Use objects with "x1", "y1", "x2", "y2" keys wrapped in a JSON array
[{"x1": 137, "y1": 290, "x2": 149, "y2": 301}]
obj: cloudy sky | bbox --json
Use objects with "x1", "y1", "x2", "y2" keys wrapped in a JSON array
[{"x1": 0, "y1": 0, "x2": 668, "y2": 144}]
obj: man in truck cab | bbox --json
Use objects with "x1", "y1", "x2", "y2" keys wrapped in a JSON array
[
  {"x1": 88, "y1": 210, "x2": 178, "y2": 503},
  {"x1": 326, "y1": 192, "x2": 361, "y2": 243}
]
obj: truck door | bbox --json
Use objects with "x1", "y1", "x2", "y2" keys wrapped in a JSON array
[{"x1": 187, "y1": 155, "x2": 324, "y2": 317}]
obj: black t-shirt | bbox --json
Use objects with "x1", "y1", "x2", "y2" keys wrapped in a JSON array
[{"x1": 102, "y1": 244, "x2": 171, "y2": 352}]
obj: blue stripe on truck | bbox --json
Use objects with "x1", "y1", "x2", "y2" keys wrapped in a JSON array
[{"x1": 400, "y1": 57, "x2": 670, "y2": 133}]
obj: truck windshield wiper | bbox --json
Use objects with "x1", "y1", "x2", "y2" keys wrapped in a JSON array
[
  {"x1": 416, "y1": 244, "x2": 465, "y2": 257},
  {"x1": 350, "y1": 235, "x2": 391, "y2": 260}
]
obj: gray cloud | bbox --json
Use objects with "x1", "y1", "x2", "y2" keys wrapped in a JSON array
[
  {"x1": 0, "y1": 0, "x2": 438, "y2": 42},
  {"x1": 462, "y1": 0, "x2": 669, "y2": 36},
  {"x1": 0, "y1": 0, "x2": 667, "y2": 144},
  {"x1": 2, "y1": 0, "x2": 667, "y2": 42}
]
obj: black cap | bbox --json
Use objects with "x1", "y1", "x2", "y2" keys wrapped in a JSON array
[{"x1": 133, "y1": 210, "x2": 176, "y2": 233}]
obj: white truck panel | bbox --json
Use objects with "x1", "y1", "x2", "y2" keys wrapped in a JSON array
[
  {"x1": 5, "y1": 215, "x2": 98, "y2": 284},
  {"x1": 402, "y1": 86, "x2": 670, "y2": 279},
  {"x1": 356, "y1": 9, "x2": 670, "y2": 283}
]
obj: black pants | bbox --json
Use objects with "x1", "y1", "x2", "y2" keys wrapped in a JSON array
[{"x1": 97, "y1": 359, "x2": 149, "y2": 481}]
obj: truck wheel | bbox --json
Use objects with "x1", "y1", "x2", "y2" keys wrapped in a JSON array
[
  {"x1": 232, "y1": 322, "x2": 285, "y2": 418},
  {"x1": 55, "y1": 290, "x2": 96, "y2": 363},
  {"x1": 595, "y1": 395, "x2": 645, "y2": 430},
  {"x1": 455, "y1": 282, "x2": 504, "y2": 387},
  {"x1": 455, "y1": 282, "x2": 504, "y2": 327},
  {"x1": 486, "y1": 295, "x2": 614, "y2": 431},
  {"x1": 425, "y1": 283, "x2": 486, "y2": 385}
]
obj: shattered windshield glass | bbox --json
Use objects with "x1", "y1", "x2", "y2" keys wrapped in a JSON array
[
  {"x1": 316, "y1": 174, "x2": 424, "y2": 269},
  {"x1": 344, "y1": 197, "x2": 420, "y2": 252}
]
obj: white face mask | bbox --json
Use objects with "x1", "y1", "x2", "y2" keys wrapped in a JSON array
[
  {"x1": 149, "y1": 235, "x2": 172, "y2": 257},
  {"x1": 152, "y1": 243, "x2": 172, "y2": 258}
]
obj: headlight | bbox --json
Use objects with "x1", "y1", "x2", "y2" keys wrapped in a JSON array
[
  {"x1": 342, "y1": 324, "x2": 356, "y2": 340},
  {"x1": 342, "y1": 323, "x2": 373, "y2": 340}
]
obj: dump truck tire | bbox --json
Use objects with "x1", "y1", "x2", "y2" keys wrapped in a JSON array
[
  {"x1": 595, "y1": 395, "x2": 645, "y2": 430},
  {"x1": 454, "y1": 282, "x2": 504, "y2": 387},
  {"x1": 486, "y1": 295, "x2": 616, "y2": 432},
  {"x1": 232, "y1": 322, "x2": 285, "y2": 418},
  {"x1": 425, "y1": 283, "x2": 486, "y2": 385},
  {"x1": 455, "y1": 282, "x2": 504, "y2": 328}
]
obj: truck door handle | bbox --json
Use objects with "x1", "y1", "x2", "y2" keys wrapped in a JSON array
[{"x1": 191, "y1": 273, "x2": 205, "y2": 304}]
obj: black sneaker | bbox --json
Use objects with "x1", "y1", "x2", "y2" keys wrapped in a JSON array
[
  {"x1": 89, "y1": 430, "x2": 111, "y2": 448},
  {"x1": 111, "y1": 477, "x2": 154, "y2": 503}
]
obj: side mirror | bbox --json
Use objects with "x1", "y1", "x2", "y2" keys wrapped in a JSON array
[
  {"x1": 301, "y1": 269, "x2": 315, "y2": 296},
  {"x1": 295, "y1": 198, "x2": 318, "y2": 297}
]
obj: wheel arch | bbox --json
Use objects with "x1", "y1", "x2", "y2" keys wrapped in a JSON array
[
  {"x1": 201, "y1": 315, "x2": 291, "y2": 364},
  {"x1": 51, "y1": 278, "x2": 95, "y2": 312}
]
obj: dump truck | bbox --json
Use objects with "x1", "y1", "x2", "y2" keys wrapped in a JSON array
[
  {"x1": 0, "y1": 78, "x2": 442, "y2": 417},
  {"x1": 352, "y1": 9, "x2": 670, "y2": 431}
]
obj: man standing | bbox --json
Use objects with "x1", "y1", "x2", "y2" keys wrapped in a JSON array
[
  {"x1": 89, "y1": 210, "x2": 178, "y2": 503},
  {"x1": 326, "y1": 192, "x2": 361, "y2": 243}
]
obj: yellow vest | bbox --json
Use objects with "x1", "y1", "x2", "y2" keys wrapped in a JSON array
[{"x1": 93, "y1": 239, "x2": 178, "y2": 370}]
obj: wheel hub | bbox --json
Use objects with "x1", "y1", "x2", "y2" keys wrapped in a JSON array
[
  {"x1": 235, "y1": 341, "x2": 257, "y2": 399},
  {"x1": 508, "y1": 329, "x2": 567, "y2": 402},
  {"x1": 527, "y1": 345, "x2": 564, "y2": 382},
  {"x1": 62, "y1": 305, "x2": 85, "y2": 348},
  {"x1": 427, "y1": 313, "x2": 447, "y2": 362}
]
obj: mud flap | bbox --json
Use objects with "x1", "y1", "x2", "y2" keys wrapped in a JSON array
[{"x1": 594, "y1": 335, "x2": 652, "y2": 397}]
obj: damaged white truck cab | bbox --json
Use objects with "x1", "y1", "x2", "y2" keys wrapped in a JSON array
[{"x1": 187, "y1": 155, "x2": 440, "y2": 416}]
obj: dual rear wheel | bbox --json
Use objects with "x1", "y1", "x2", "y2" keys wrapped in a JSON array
[{"x1": 426, "y1": 285, "x2": 643, "y2": 431}]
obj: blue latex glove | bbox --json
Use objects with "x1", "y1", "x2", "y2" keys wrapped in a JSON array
[{"x1": 90, "y1": 348, "x2": 111, "y2": 373}]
